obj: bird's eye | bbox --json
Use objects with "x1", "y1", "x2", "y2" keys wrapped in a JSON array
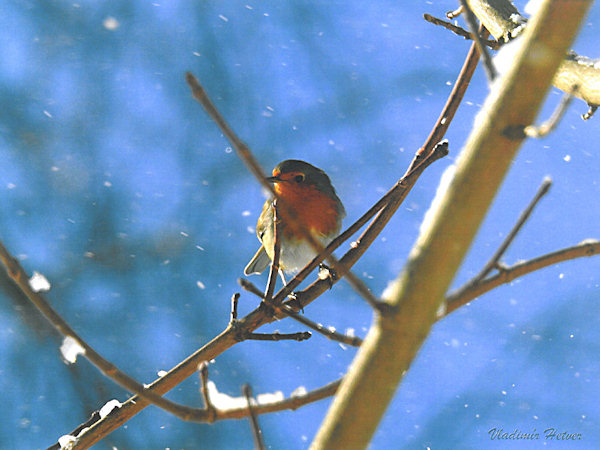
[{"x1": 294, "y1": 174, "x2": 305, "y2": 183}]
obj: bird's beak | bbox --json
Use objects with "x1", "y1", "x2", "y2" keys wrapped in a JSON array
[{"x1": 267, "y1": 175, "x2": 281, "y2": 183}]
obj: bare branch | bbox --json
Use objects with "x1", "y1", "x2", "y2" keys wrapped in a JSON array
[
  {"x1": 244, "y1": 331, "x2": 312, "y2": 342},
  {"x1": 582, "y1": 104, "x2": 597, "y2": 120},
  {"x1": 445, "y1": 239, "x2": 600, "y2": 313},
  {"x1": 200, "y1": 362, "x2": 216, "y2": 423},
  {"x1": 459, "y1": 0, "x2": 497, "y2": 81},
  {"x1": 186, "y1": 72, "x2": 383, "y2": 312},
  {"x1": 276, "y1": 304, "x2": 363, "y2": 347},
  {"x1": 525, "y1": 89, "x2": 577, "y2": 137},
  {"x1": 238, "y1": 277, "x2": 363, "y2": 346},
  {"x1": 239, "y1": 278, "x2": 265, "y2": 298},
  {"x1": 243, "y1": 385, "x2": 266, "y2": 450},
  {"x1": 446, "y1": 5, "x2": 464, "y2": 19},
  {"x1": 424, "y1": 13, "x2": 500, "y2": 49},
  {"x1": 230, "y1": 293, "x2": 240, "y2": 325},
  {"x1": 465, "y1": 177, "x2": 552, "y2": 287},
  {"x1": 467, "y1": 0, "x2": 600, "y2": 108},
  {"x1": 412, "y1": 24, "x2": 485, "y2": 169}
]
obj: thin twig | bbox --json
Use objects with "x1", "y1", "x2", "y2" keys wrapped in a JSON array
[
  {"x1": 230, "y1": 293, "x2": 240, "y2": 325},
  {"x1": 199, "y1": 362, "x2": 216, "y2": 423},
  {"x1": 456, "y1": 178, "x2": 552, "y2": 293},
  {"x1": 582, "y1": 104, "x2": 597, "y2": 120},
  {"x1": 185, "y1": 73, "x2": 272, "y2": 188},
  {"x1": 525, "y1": 89, "x2": 577, "y2": 137},
  {"x1": 445, "y1": 239, "x2": 600, "y2": 314},
  {"x1": 424, "y1": 14, "x2": 500, "y2": 49},
  {"x1": 69, "y1": 64, "x2": 450, "y2": 446},
  {"x1": 239, "y1": 278, "x2": 265, "y2": 298},
  {"x1": 446, "y1": 5, "x2": 463, "y2": 19},
  {"x1": 459, "y1": 0, "x2": 497, "y2": 82},
  {"x1": 217, "y1": 378, "x2": 343, "y2": 419},
  {"x1": 244, "y1": 331, "x2": 312, "y2": 341},
  {"x1": 276, "y1": 303, "x2": 363, "y2": 347},
  {"x1": 410, "y1": 25, "x2": 485, "y2": 169},
  {"x1": 243, "y1": 384, "x2": 266, "y2": 450},
  {"x1": 238, "y1": 278, "x2": 362, "y2": 346},
  {"x1": 186, "y1": 72, "x2": 386, "y2": 312}
]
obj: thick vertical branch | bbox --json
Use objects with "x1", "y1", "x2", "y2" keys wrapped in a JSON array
[{"x1": 311, "y1": 1, "x2": 592, "y2": 448}]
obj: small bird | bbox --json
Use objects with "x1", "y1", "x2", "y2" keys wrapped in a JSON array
[{"x1": 244, "y1": 159, "x2": 345, "y2": 283}]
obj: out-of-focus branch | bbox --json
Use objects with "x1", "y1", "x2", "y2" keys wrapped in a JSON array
[
  {"x1": 554, "y1": 53, "x2": 600, "y2": 112},
  {"x1": 466, "y1": 0, "x2": 527, "y2": 42},
  {"x1": 0, "y1": 240, "x2": 203, "y2": 422},
  {"x1": 524, "y1": 90, "x2": 577, "y2": 138},
  {"x1": 467, "y1": 0, "x2": 599, "y2": 109}
]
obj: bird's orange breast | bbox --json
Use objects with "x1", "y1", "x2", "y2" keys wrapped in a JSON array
[{"x1": 275, "y1": 183, "x2": 340, "y2": 239}]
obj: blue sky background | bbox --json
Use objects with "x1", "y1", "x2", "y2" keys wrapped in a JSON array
[{"x1": 0, "y1": 1, "x2": 599, "y2": 449}]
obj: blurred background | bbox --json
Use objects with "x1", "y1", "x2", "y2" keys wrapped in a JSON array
[{"x1": 0, "y1": 1, "x2": 598, "y2": 448}]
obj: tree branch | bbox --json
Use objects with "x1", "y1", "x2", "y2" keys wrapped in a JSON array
[
  {"x1": 445, "y1": 239, "x2": 600, "y2": 313},
  {"x1": 186, "y1": 72, "x2": 385, "y2": 313},
  {"x1": 311, "y1": 2, "x2": 593, "y2": 448},
  {"x1": 0, "y1": 240, "x2": 204, "y2": 422},
  {"x1": 465, "y1": 177, "x2": 552, "y2": 287},
  {"x1": 467, "y1": 0, "x2": 599, "y2": 109},
  {"x1": 423, "y1": 13, "x2": 500, "y2": 49},
  {"x1": 459, "y1": 0, "x2": 498, "y2": 81}
]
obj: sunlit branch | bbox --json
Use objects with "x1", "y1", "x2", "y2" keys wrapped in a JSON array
[
  {"x1": 468, "y1": 0, "x2": 600, "y2": 109},
  {"x1": 524, "y1": 88, "x2": 577, "y2": 138},
  {"x1": 446, "y1": 5, "x2": 464, "y2": 19}
]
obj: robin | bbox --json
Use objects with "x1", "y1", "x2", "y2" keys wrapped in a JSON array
[{"x1": 244, "y1": 159, "x2": 346, "y2": 283}]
